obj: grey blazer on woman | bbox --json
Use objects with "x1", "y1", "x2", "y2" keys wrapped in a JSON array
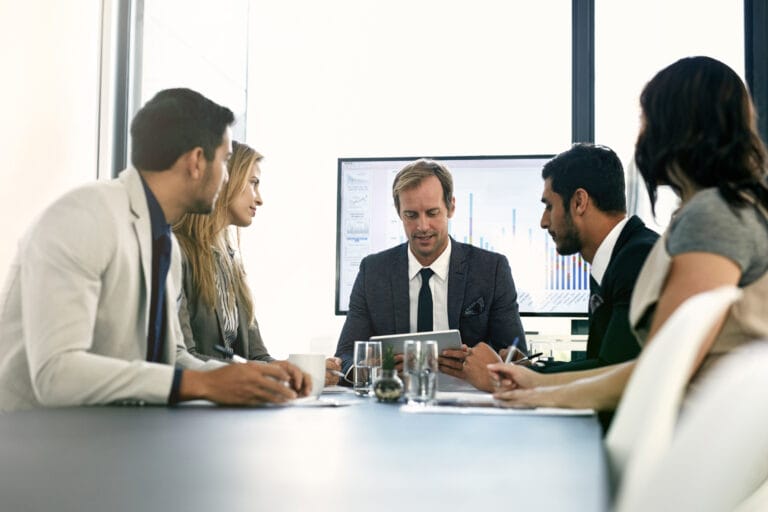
[{"x1": 178, "y1": 250, "x2": 274, "y2": 362}]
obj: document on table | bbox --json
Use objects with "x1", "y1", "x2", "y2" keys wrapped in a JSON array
[
  {"x1": 176, "y1": 398, "x2": 356, "y2": 408},
  {"x1": 400, "y1": 391, "x2": 593, "y2": 416},
  {"x1": 289, "y1": 396, "x2": 358, "y2": 407},
  {"x1": 321, "y1": 385, "x2": 355, "y2": 394}
]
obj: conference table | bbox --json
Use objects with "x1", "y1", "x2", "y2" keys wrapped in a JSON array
[{"x1": 0, "y1": 389, "x2": 609, "y2": 512}]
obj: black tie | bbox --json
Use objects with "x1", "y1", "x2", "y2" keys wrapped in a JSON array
[
  {"x1": 417, "y1": 268, "x2": 434, "y2": 332},
  {"x1": 588, "y1": 276, "x2": 603, "y2": 316}
]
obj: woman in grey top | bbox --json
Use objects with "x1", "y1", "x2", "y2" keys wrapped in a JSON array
[{"x1": 489, "y1": 56, "x2": 768, "y2": 410}]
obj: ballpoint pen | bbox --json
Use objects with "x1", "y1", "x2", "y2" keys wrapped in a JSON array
[
  {"x1": 213, "y1": 344, "x2": 299, "y2": 390},
  {"x1": 328, "y1": 368, "x2": 355, "y2": 384},
  {"x1": 503, "y1": 336, "x2": 522, "y2": 364},
  {"x1": 511, "y1": 352, "x2": 544, "y2": 365},
  {"x1": 214, "y1": 344, "x2": 247, "y2": 363}
]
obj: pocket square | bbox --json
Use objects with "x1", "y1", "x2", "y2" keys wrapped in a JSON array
[{"x1": 462, "y1": 297, "x2": 485, "y2": 317}]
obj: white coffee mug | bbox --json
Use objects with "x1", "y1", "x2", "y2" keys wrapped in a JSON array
[{"x1": 287, "y1": 353, "x2": 326, "y2": 398}]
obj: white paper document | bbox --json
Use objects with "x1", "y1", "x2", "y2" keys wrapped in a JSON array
[
  {"x1": 321, "y1": 385, "x2": 355, "y2": 395},
  {"x1": 400, "y1": 391, "x2": 594, "y2": 416},
  {"x1": 290, "y1": 396, "x2": 357, "y2": 407}
]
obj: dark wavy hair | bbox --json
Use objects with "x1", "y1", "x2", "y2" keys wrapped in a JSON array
[{"x1": 634, "y1": 56, "x2": 768, "y2": 214}]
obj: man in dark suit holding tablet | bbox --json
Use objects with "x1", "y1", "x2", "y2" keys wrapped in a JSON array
[{"x1": 333, "y1": 158, "x2": 526, "y2": 384}]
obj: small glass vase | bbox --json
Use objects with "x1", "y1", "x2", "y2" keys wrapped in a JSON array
[{"x1": 373, "y1": 369, "x2": 404, "y2": 403}]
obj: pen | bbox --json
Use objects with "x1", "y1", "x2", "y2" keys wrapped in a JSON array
[
  {"x1": 214, "y1": 345, "x2": 294, "y2": 389},
  {"x1": 503, "y1": 336, "x2": 522, "y2": 364},
  {"x1": 328, "y1": 368, "x2": 355, "y2": 384},
  {"x1": 512, "y1": 352, "x2": 544, "y2": 365},
  {"x1": 214, "y1": 344, "x2": 247, "y2": 363}
]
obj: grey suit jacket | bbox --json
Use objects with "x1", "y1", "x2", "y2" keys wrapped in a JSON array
[
  {"x1": 0, "y1": 168, "x2": 219, "y2": 411},
  {"x1": 335, "y1": 239, "x2": 526, "y2": 373},
  {"x1": 178, "y1": 249, "x2": 274, "y2": 362}
]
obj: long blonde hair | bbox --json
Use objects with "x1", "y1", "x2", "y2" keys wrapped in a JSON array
[{"x1": 173, "y1": 140, "x2": 263, "y2": 324}]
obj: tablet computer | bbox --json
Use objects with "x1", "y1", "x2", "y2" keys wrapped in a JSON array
[{"x1": 369, "y1": 329, "x2": 462, "y2": 354}]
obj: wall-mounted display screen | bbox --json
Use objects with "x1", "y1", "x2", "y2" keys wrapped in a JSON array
[{"x1": 336, "y1": 156, "x2": 590, "y2": 317}]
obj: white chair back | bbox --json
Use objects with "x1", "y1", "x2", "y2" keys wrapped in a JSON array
[
  {"x1": 605, "y1": 286, "x2": 742, "y2": 497},
  {"x1": 616, "y1": 341, "x2": 768, "y2": 511}
]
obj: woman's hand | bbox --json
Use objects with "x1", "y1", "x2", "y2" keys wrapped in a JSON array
[{"x1": 487, "y1": 362, "x2": 545, "y2": 391}]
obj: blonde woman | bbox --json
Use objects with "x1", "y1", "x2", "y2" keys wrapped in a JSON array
[
  {"x1": 173, "y1": 140, "x2": 274, "y2": 365},
  {"x1": 174, "y1": 141, "x2": 340, "y2": 385}
]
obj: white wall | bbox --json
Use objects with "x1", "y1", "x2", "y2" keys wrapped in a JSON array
[
  {"x1": 594, "y1": 0, "x2": 744, "y2": 233},
  {"x1": 0, "y1": 0, "x2": 102, "y2": 284},
  {"x1": 243, "y1": 1, "x2": 573, "y2": 358}
]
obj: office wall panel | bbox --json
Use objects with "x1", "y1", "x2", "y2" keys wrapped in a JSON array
[{"x1": 0, "y1": 0, "x2": 101, "y2": 284}]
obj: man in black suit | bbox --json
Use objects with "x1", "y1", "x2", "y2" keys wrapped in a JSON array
[
  {"x1": 535, "y1": 143, "x2": 659, "y2": 373},
  {"x1": 334, "y1": 158, "x2": 526, "y2": 381},
  {"x1": 446, "y1": 144, "x2": 658, "y2": 391}
]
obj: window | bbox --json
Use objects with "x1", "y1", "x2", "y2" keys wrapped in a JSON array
[
  {"x1": 136, "y1": 0, "x2": 250, "y2": 141},
  {"x1": 595, "y1": 0, "x2": 744, "y2": 231}
]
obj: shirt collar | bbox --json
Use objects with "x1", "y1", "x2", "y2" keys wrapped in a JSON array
[
  {"x1": 408, "y1": 238, "x2": 452, "y2": 281},
  {"x1": 590, "y1": 216, "x2": 628, "y2": 286},
  {"x1": 139, "y1": 174, "x2": 171, "y2": 240}
]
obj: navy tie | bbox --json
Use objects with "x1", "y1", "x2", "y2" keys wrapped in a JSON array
[
  {"x1": 417, "y1": 268, "x2": 435, "y2": 332},
  {"x1": 147, "y1": 233, "x2": 172, "y2": 362}
]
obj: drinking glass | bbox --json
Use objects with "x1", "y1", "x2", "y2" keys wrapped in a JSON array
[
  {"x1": 403, "y1": 340, "x2": 438, "y2": 404},
  {"x1": 353, "y1": 341, "x2": 382, "y2": 396}
]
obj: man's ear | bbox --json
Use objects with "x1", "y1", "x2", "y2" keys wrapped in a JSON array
[
  {"x1": 571, "y1": 188, "x2": 589, "y2": 216},
  {"x1": 183, "y1": 147, "x2": 206, "y2": 179}
]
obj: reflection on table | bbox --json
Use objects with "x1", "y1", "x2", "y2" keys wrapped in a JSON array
[{"x1": 0, "y1": 381, "x2": 609, "y2": 512}]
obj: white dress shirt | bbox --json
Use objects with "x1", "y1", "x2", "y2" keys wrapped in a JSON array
[
  {"x1": 408, "y1": 239, "x2": 452, "y2": 333},
  {"x1": 590, "y1": 216, "x2": 628, "y2": 286}
]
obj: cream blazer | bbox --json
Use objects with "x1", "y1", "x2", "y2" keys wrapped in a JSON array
[{"x1": 0, "y1": 168, "x2": 220, "y2": 411}]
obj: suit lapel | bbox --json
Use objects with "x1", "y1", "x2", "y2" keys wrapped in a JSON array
[
  {"x1": 235, "y1": 299, "x2": 249, "y2": 358},
  {"x1": 123, "y1": 169, "x2": 154, "y2": 344},
  {"x1": 163, "y1": 234, "x2": 183, "y2": 363},
  {"x1": 447, "y1": 240, "x2": 467, "y2": 329},
  {"x1": 392, "y1": 244, "x2": 410, "y2": 333}
]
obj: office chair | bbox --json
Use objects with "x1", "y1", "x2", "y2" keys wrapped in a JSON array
[
  {"x1": 615, "y1": 341, "x2": 768, "y2": 511},
  {"x1": 604, "y1": 286, "x2": 742, "y2": 502}
]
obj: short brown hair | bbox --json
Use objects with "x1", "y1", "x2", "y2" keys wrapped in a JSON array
[{"x1": 392, "y1": 158, "x2": 454, "y2": 213}]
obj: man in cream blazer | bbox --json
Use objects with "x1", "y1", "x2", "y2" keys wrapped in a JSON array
[{"x1": 0, "y1": 88, "x2": 308, "y2": 411}]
